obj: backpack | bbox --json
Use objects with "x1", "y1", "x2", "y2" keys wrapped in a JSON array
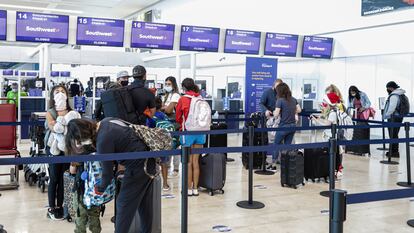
[
  {"x1": 184, "y1": 95, "x2": 212, "y2": 131},
  {"x1": 395, "y1": 94, "x2": 410, "y2": 116},
  {"x1": 335, "y1": 110, "x2": 354, "y2": 141},
  {"x1": 83, "y1": 160, "x2": 116, "y2": 209},
  {"x1": 100, "y1": 86, "x2": 144, "y2": 124},
  {"x1": 154, "y1": 116, "x2": 179, "y2": 149}
]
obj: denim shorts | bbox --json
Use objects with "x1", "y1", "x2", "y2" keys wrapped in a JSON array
[{"x1": 180, "y1": 135, "x2": 206, "y2": 147}]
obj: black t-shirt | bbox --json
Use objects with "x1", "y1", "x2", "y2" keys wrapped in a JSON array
[
  {"x1": 96, "y1": 117, "x2": 151, "y2": 191},
  {"x1": 130, "y1": 79, "x2": 156, "y2": 124},
  {"x1": 70, "y1": 83, "x2": 81, "y2": 97}
]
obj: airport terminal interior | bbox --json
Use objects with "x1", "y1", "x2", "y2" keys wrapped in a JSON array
[{"x1": 1, "y1": 0, "x2": 414, "y2": 233}]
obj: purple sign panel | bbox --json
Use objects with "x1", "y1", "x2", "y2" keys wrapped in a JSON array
[
  {"x1": 224, "y1": 29, "x2": 261, "y2": 55},
  {"x1": 16, "y1": 12, "x2": 69, "y2": 44},
  {"x1": 3, "y1": 70, "x2": 13, "y2": 76},
  {"x1": 180, "y1": 25, "x2": 220, "y2": 52},
  {"x1": 302, "y1": 36, "x2": 333, "y2": 59},
  {"x1": 77, "y1": 17, "x2": 125, "y2": 47},
  {"x1": 131, "y1": 21, "x2": 175, "y2": 50},
  {"x1": 60, "y1": 71, "x2": 71, "y2": 77},
  {"x1": 0, "y1": 10, "x2": 7, "y2": 40},
  {"x1": 51, "y1": 71, "x2": 60, "y2": 77},
  {"x1": 264, "y1": 33, "x2": 298, "y2": 57}
]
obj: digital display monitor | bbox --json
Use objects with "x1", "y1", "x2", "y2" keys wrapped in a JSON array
[
  {"x1": 264, "y1": 33, "x2": 298, "y2": 57},
  {"x1": 180, "y1": 25, "x2": 220, "y2": 52},
  {"x1": 131, "y1": 21, "x2": 175, "y2": 50},
  {"x1": 224, "y1": 29, "x2": 261, "y2": 54},
  {"x1": 51, "y1": 71, "x2": 60, "y2": 77},
  {"x1": 60, "y1": 71, "x2": 71, "y2": 77},
  {"x1": 302, "y1": 36, "x2": 333, "y2": 59},
  {"x1": 0, "y1": 10, "x2": 7, "y2": 40},
  {"x1": 3, "y1": 70, "x2": 13, "y2": 76},
  {"x1": 16, "y1": 11, "x2": 69, "y2": 44},
  {"x1": 77, "y1": 17, "x2": 125, "y2": 47}
]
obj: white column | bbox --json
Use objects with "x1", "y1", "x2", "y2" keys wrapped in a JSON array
[
  {"x1": 190, "y1": 53, "x2": 196, "y2": 79},
  {"x1": 176, "y1": 55, "x2": 182, "y2": 85}
]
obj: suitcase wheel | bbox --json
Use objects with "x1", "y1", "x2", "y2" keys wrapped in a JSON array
[
  {"x1": 66, "y1": 216, "x2": 73, "y2": 223},
  {"x1": 219, "y1": 189, "x2": 224, "y2": 194},
  {"x1": 208, "y1": 191, "x2": 214, "y2": 196}
]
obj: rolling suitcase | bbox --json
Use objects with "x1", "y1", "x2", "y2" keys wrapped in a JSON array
[
  {"x1": 128, "y1": 176, "x2": 162, "y2": 233},
  {"x1": 346, "y1": 121, "x2": 370, "y2": 155},
  {"x1": 199, "y1": 153, "x2": 226, "y2": 196},
  {"x1": 280, "y1": 150, "x2": 305, "y2": 189},
  {"x1": 304, "y1": 148, "x2": 329, "y2": 182},
  {"x1": 205, "y1": 123, "x2": 228, "y2": 149}
]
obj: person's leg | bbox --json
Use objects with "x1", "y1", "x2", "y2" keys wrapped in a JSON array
[
  {"x1": 392, "y1": 118, "x2": 403, "y2": 154},
  {"x1": 138, "y1": 178, "x2": 155, "y2": 233},
  {"x1": 273, "y1": 130, "x2": 287, "y2": 163},
  {"x1": 87, "y1": 206, "x2": 102, "y2": 233},
  {"x1": 74, "y1": 195, "x2": 87, "y2": 233},
  {"x1": 115, "y1": 168, "x2": 152, "y2": 233},
  {"x1": 173, "y1": 155, "x2": 180, "y2": 173},
  {"x1": 48, "y1": 163, "x2": 58, "y2": 209},
  {"x1": 387, "y1": 119, "x2": 396, "y2": 154},
  {"x1": 191, "y1": 145, "x2": 202, "y2": 191},
  {"x1": 161, "y1": 163, "x2": 169, "y2": 190},
  {"x1": 187, "y1": 157, "x2": 193, "y2": 191}
]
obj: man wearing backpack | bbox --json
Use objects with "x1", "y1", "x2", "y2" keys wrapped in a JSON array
[
  {"x1": 130, "y1": 65, "x2": 156, "y2": 124},
  {"x1": 384, "y1": 81, "x2": 409, "y2": 158}
]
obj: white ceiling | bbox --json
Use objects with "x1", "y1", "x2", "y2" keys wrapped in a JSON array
[{"x1": 0, "y1": 0, "x2": 160, "y2": 18}]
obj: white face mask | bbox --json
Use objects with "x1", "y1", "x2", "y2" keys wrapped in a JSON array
[
  {"x1": 54, "y1": 92, "x2": 67, "y2": 111},
  {"x1": 164, "y1": 86, "x2": 173, "y2": 93}
]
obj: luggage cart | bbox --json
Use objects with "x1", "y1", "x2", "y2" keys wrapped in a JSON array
[{"x1": 0, "y1": 99, "x2": 21, "y2": 190}]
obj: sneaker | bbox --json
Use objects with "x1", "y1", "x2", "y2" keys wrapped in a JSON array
[
  {"x1": 55, "y1": 207, "x2": 64, "y2": 220},
  {"x1": 187, "y1": 189, "x2": 193, "y2": 196},
  {"x1": 47, "y1": 208, "x2": 63, "y2": 221},
  {"x1": 163, "y1": 184, "x2": 171, "y2": 192},
  {"x1": 267, "y1": 164, "x2": 277, "y2": 171},
  {"x1": 168, "y1": 171, "x2": 179, "y2": 178},
  {"x1": 193, "y1": 189, "x2": 199, "y2": 196},
  {"x1": 335, "y1": 171, "x2": 344, "y2": 180}
]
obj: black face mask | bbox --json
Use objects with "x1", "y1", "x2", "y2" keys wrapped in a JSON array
[
  {"x1": 387, "y1": 89, "x2": 392, "y2": 95},
  {"x1": 120, "y1": 80, "x2": 129, "y2": 87}
]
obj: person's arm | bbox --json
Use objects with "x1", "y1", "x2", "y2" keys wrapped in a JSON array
[
  {"x1": 362, "y1": 93, "x2": 371, "y2": 109},
  {"x1": 94, "y1": 100, "x2": 103, "y2": 121},
  {"x1": 296, "y1": 104, "x2": 302, "y2": 114},
  {"x1": 384, "y1": 95, "x2": 399, "y2": 119},
  {"x1": 273, "y1": 107, "x2": 281, "y2": 118},
  {"x1": 260, "y1": 90, "x2": 273, "y2": 117},
  {"x1": 310, "y1": 115, "x2": 332, "y2": 126},
  {"x1": 46, "y1": 111, "x2": 56, "y2": 131},
  {"x1": 96, "y1": 125, "x2": 116, "y2": 192},
  {"x1": 175, "y1": 98, "x2": 183, "y2": 126}
]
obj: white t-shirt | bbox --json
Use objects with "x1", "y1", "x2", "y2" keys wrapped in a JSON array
[{"x1": 163, "y1": 93, "x2": 180, "y2": 107}]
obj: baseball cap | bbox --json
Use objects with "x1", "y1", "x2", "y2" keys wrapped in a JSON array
[
  {"x1": 117, "y1": 71, "x2": 129, "y2": 80},
  {"x1": 386, "y1": 81, "x2": 400, "y2": 89},
  {"x1": 131, "y1": 65, "x2": 146, "y2": 78}
]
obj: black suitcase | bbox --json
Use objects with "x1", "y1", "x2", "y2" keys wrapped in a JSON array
[
  {"x1": 242, "y1": 131, "x2": 267, "y2": 169},
  {"x1": 280, "y1": 150, "x2": 305, "y2": 189},
  {"x1": 100, "y1": 86, "x2": 141, "y2": 124},
  {"x1": 304, "y1": 148, "x2": 329, "y2": 182},
  {"x1": 205, "y1": 123, "x2": 228, "y2": 150},
  {"x1": 199, "y1": 153, "x2": 226, "y2": 196},
  {"x1": 346, "y1": 121, "x2": 370, "y2": 155}
]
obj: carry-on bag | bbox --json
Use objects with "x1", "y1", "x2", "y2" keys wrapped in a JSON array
[
  {"x1": 303, "y1": 148, "x2": 330, "y2": 182},
  {"x1": 280, "y1": 150, "x2": 305, "y2": 189},
  {"x1": 199, "y1": 153, "x2": 226, "y2": 196},
  {"x1": 63, "y1": 171, "x2": 76, "y2": 222},
  {"x1": 346, "y1": 121, "x2": 370, "y2": 155}
]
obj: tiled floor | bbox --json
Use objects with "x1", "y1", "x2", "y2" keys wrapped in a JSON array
[{"x1": 0, "y1": 132, "x2": 413, "y2": 233}]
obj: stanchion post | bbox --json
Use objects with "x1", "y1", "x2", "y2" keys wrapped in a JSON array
[
  {"x1": 181, "y1": 146, "x2": 191, "y2": 233},
  {"x1": 377, "y1": 109, "x2": 388, "y2": 151},
  {"x1": 329, "y1": 189, "x2": 347, "y2": 233},
  {"x1": 255, "y1": 114, "x2": 274, "y2": 176},
  {"x1": 236, "y1": 125, "x2": 265, "y2": 209},
  {"x1": 397, "y1": 122, "x2": 414, "y2": 187},
  {"x1": 320, "y1": 125, "x2": 337, "y2": 198}
]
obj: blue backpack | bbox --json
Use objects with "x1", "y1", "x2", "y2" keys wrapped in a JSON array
[
  {"x1": 83, "y1": 160, "x2": 116, "y2": 209},
  {"x1": 154, "y1": 116, "x2": 178, "y2": 149}
]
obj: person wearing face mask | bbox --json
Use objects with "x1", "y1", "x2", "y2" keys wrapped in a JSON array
[
  {"x1": 6, "y1": 83, "x2": 27, "y2": 110},
  {"x1": 260, "y1": 79, "x2": 283, "y2": 118},
  {"x1": 116, "y1": 71, "x2": 130, "y2": 87},
  {"x1": 44, "y1": 85, "x2": 74, "y2": 221},
  {"x1": 383, "y1": 81, "x2": 409, "y2": 158},
  {"x1": 347, "y1": 86, "x2": 371, "y2": 119},
  {"x1": 159, "y1": 76, "x2": 181, "y2": 176}
]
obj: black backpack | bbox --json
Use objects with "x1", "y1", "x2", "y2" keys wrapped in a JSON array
[
  {"x1": 396, "y1": 94, "x2": 410, "y2": 116},
  {"x1": 100, "y1": 86, "x2": 144, "y2": 124}
]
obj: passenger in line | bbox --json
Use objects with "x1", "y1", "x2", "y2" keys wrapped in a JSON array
[
  {"x1": 130, "y1": 65, "x2": 156, "y2": 125},
  {"x1": 117, "y1": 70, "x2": 130, "y2": 87},
  {"x1": 347, "y1": 86, "x2": 372, "y2": 119},
  {"x1": 66, "y1": 118, "x2": 155, "y2": 233},
  {"x1": 6, "y1": 82, "x2": 27, "y2": 116},
  {"x1": 383, "y1": 81, "x2": 408, "y2": 158},
  {"x1": 325, "y1": 84, "x2": 345, "y2": 112},
  {"x1": 161, "y1": 76, "x2": 181, "y2": 177},
  {"x1": 176, "y1": 78, "x2": 205, "y2": 196},
  {"x1": 44, "y1": 85, "x2": 72, "y2": 220},
  {"x1": 260, "y1": 79, "x2": 283, "y2": 118},
  {"x1": 268, "y1": 83, "x2": 301, "y2": 170}
]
